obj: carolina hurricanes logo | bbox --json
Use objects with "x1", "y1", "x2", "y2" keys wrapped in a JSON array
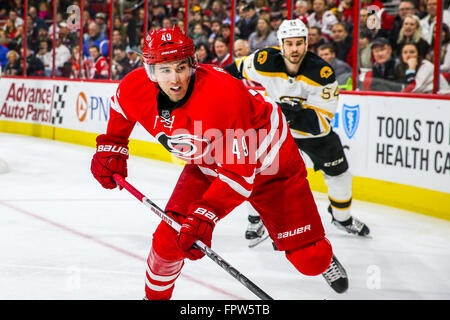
[{"x1": 156, "y1": 132, "x2": 211, "y2": 160}]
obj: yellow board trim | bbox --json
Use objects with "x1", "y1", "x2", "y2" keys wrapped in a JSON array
[
  {"x1": 1, "y1": 120, "x2": 448, "y2": 221},
  {"x1": 306, "y1": 168, "x2": 450, "y2": 221}
]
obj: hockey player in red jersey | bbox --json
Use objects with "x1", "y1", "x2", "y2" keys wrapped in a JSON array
[{"x1": 90, "y1": 26, "x2": 348, "y2": 299}]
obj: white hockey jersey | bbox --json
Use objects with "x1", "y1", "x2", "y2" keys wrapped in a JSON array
[{"x1": 225, "y1": 47, "x2": 339, "y2": 139}]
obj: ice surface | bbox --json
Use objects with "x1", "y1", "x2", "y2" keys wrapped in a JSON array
[{"x1": 0, "y1": 133, "x2": 449, "y2": 300}]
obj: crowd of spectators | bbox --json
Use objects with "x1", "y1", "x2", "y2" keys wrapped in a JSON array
[{"x1": 0, "y1": 0, "x2": 449, "y2": 93}]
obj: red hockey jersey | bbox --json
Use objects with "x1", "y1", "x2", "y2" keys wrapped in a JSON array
[{"x1": 108, "y1": 64, "x2": 289, "y2": 217}]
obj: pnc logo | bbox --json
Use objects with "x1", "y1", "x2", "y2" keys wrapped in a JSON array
[{"x1": 76, "y1": 91, "x2": 88, "y2": 122}]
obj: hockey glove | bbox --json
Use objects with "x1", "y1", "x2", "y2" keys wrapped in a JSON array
[
  {"x1": 91, "y1": 134, "x2": 129, "y2": 189},
  {"x1": 177, "y1": 203, "x2": 220, "y2": 260}
]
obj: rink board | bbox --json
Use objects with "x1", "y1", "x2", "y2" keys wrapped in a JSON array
[{"x1": 0, "y1": 76, "x2": 449, "y2": 220}]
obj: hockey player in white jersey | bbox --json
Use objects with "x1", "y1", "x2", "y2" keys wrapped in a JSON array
[{"x1": 225, "y1": 20, "x2": 370, "y2": 245}]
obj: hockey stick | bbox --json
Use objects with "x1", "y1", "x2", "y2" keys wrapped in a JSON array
[{"x1": 113, "y1": 173, "x2": 274, "y2": 301}]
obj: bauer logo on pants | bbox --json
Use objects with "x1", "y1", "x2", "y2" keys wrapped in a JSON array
[{"x1": 342, "y1": 104, "x2": 360, "y2": 139}]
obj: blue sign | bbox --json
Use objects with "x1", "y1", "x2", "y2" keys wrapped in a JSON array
[{"x1": 342, "y1": 104, "x2": 360, "y2": 139}]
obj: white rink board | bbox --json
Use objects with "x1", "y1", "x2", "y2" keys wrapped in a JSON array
[
  {"x1": 1, "y1": 77, "x2": 449, "y2": 194},
  {"x1": 333, "y1": 94, "x2": 450, "y2": 193}
]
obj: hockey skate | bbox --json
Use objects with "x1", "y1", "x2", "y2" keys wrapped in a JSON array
[
  {"x1": 328, "y1": 205, "x2": 370, "y2": 236},
  {"x1": 322, "y1": 255, "x2": 348, "y2": 294},
  {"x1": 245, "y1": 215, "x2": 269, "y2": 248}
]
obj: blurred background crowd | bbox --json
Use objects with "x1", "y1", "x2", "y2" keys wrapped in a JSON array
[{"x1": 0, "y1": 0, "x2": 449, "y2": 93}]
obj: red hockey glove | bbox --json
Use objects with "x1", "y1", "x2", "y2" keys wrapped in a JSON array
[
  {"x1": 91, "y1": 134, "x2": 129, "y2": 189},
  {"x1": 177, "y1": 204, "x2": 220, "y2": 260}
]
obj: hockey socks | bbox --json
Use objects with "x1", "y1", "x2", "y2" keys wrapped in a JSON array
[{"x1": 145, "y1": 246, "x2": 184, "y2": 300}]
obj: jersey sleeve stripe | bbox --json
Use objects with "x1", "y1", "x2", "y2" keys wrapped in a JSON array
[
  {"x1": 218, "y1": 173, "x2": 252, "y2": 198},
  {"x1": 256, "y1": 99, "x2": 280, "y2": 159},
  {"x1": 295, "y1": 75, "x2": 321, "y2": 87},
  {"x1": 256, "y1": 111, "x2": 288, "y2": 174},
  {"x1": 303, "y1": 104, "x2": 334, "y2": 119}
]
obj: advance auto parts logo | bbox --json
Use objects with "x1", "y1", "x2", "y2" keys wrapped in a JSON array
[
  {"x1": 76, "y1": 92, "x2": 88, "y2": 122},
  {"x1": 0, "y1": 82, "x2": 56, "y2": 123}
]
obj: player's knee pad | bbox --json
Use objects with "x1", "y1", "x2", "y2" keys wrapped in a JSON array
[{"x1": 285, "y1": 237, "x2": 333, "y2": 276}]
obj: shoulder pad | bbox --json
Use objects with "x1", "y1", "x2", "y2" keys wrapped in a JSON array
[
  {"x1": 299, "y1": 52, "x2": 336, "y2": 86},
  {"x1": 252, "y1": 47, "x2": 285, "y2": 73}
]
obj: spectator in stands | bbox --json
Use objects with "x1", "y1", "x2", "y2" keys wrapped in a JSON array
[
  {"x1": 12, "y1": 24, "x2": 24, "y2": 49},
  {"x1": 280, "y1": 3, "x2": 289, "y2": 19},
  {"x1": 8, "y1": 10, "x2": 23, "y2": 28},
  {"x1": 396, "y1": 42, "x2": 450, "y2": 93},
  {"x1": 170, "y1": 0, "x2": 183, "y2": 18},
  {"x1": 338, "y1": 0, "x2": 354, "y2": 25},
  {"x1": 259, "y1": 6, "x2": 271, "y2": 22},
  {"x1": 330, "y1": 22, "x2": 354, "y2": 66},
  {"x1": 111, "y1": 46, "x2": 128, "y2": 80},
  {"x1": 269, "y1": 12, "x2": 283, "y2": 31},
  {"x1": 111, "y1": 30, "x2": 126, "y2": 49},
  {"x1": 23, "y1": 46, "x2": 45, "y2": 77},
  {"x1": 125, "y1": 45, "x2": 142, "y2": 72},
  {"x1": 420, "y1": 0, "x2": 450, "y2": 45},
  {"x1": 236, "y1": 1, "x2": 259, "y2": 40},
  {"x1": 248, "y1": 17, "x2": 278, "y2": 53},
  {"x1": 220, "y1": 23, "x2": 231, "y2": 44},
  {"x1": 36, "y1": 39, "x2": 52, "y2": 76},
  {"x1": 37, "y1": 2, "x2": 51, "y2": 20},
  {"x1": 28, "y1": 6, "x2": 47, "y2": 37},
  {"x1": 113, "y1": 16, "x2": 127, "y2": 40},
  {"x1": 307, "y1": 0, "x2": 339, "y2": 39},
  {"x1": 191, "y1": 22, "x2": 209, "y2": 46},
  {"x1": 123, "y1": 9, "x2": 137, "y2": 49},
  {"x1": 359, "y1": 7, "x2": 369, "y2": 32},
  {"x1": 58, "y1": 22, "x2": 78, "y2": 50},
  {"x1": 67, "y1": 45, "x2": 82, "y2": 78},
  {"x1": 359, "y1": 29, "x2": 373, "y2": 69},
  {"x1": 3, "y1": 50, "x2": 22, "y2": 76},
  {"x1": 88, "y1": 44, "x2": 108, "y2": 79},
  {"x1": 389, "y1": 0, "x2": 417, "y2": 46},
  {"x1": 188, "y1": 6, "x2": 204, "y2": 36},
  {"x1": 255, "y1": 0, "x2": 270, "y2": 11},
  {"x1": 0, "y1": 30, "x2": 9, "y2": 49},
  {"x1": 317, "y1": 43, "x2": 352, "y2": 85},
  {"x1": 395, "y1": 15, "x2": 430, "y2": 58},
  {"x1": 81, "y1": 9, "x2": 95, "y2": 36},
  {"x1": 3, "y1": 18, "x2": 18, "y2": 40},
  {"x1": 210, "y1": 0, "x2": 227, "y2": 22},
  {"x1": 54, "y1": 35, "x2": 71, "y2": 76},
  {"x1": 0, "y1": 37, "x2": 8, "y2": 68},
  {"x1": 208, "y1": 19, "x2": 222, "y2": 47},
  {"x1": 363, "y1": 37, "x2": 403, "y2": 91},
  {"x1": 211, "y1": 36, "x2": 233, "y2": 66},
  {"x1": 233, "y1": 39, "x2": 251, "y2": 58},
  {"x1": 427, "y1": 23, "x2": 450, "y2": 73},
  {"x1": 162, "y1": 17, "x2": 174, "y2": 29},
  {"x1": 195, "y1": 42, "x2": 213, "y2": 64},
  {"x1": 294, "y1": 0, "x2": 310, "y2": 23},
  {"x1": 95, "y1": 12, "x2": 108, "y2": 36},
  {"x1": 308, "y1": 26, "x2": 327, "y2": 54},
  {"x1": 83, "y1": 22, "x2": 108, "y2": 58}
]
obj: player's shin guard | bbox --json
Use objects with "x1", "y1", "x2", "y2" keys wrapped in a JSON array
[
  {"x1": 324, "y1": 171, "x2": 370, "y2": 236},
  {"x1": 323, "y1": 171, "x2": 353, "y2": 222},
  {"x1": 285, "y1": 238, "x2": 333, "y2": 276},
  {"x1": 145, "y1": 246, "x2": 184, "y2": 300}
]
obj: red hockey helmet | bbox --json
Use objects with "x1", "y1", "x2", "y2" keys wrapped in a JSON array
[{"x1": 142, "y1": 26, "x2": 195, "y2": 65}]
